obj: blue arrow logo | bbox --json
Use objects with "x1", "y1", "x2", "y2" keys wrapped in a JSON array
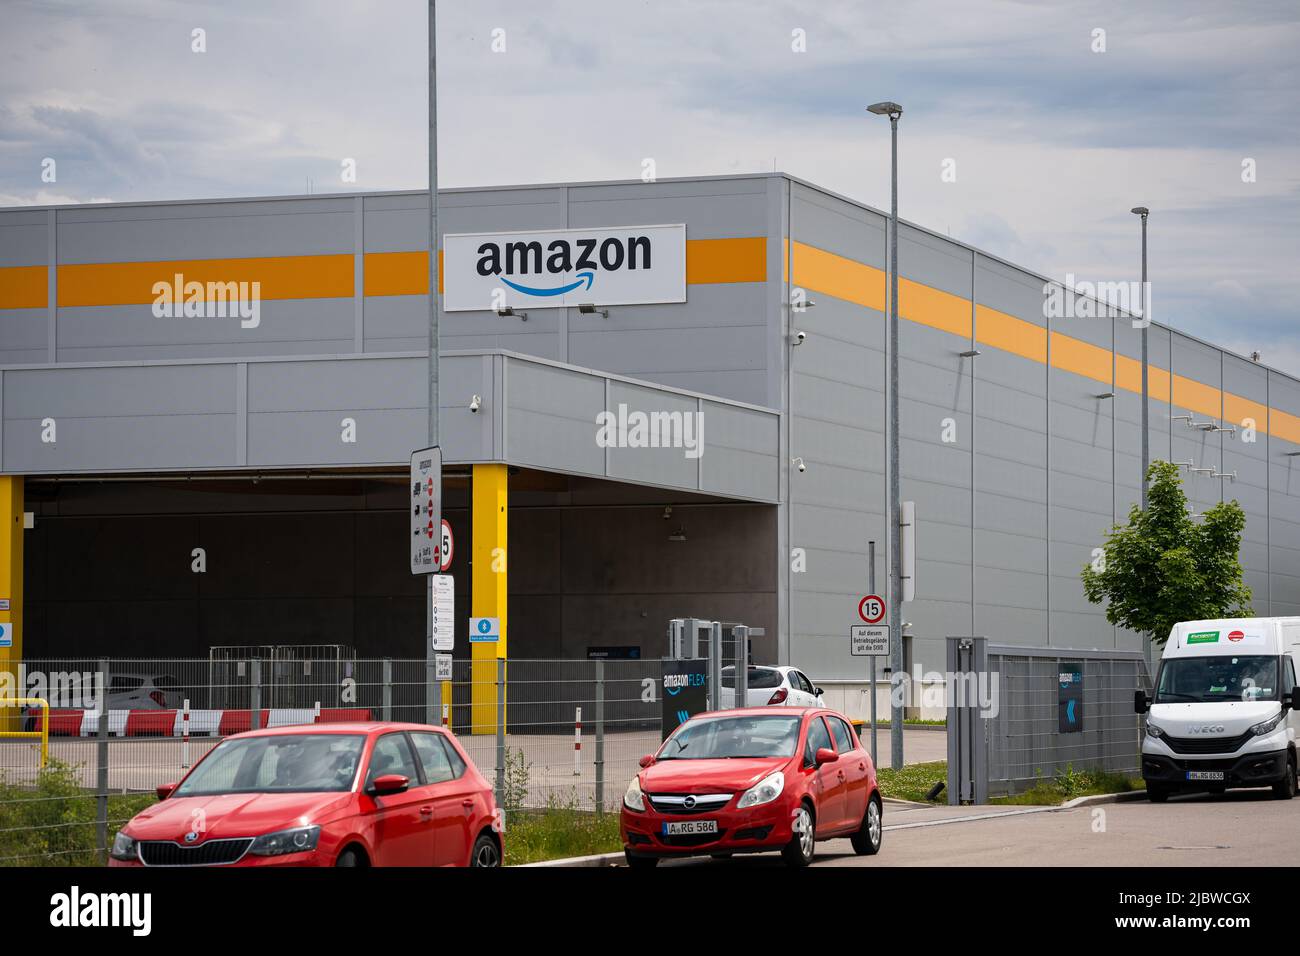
[
  {"x1": 677, "y1": 710, "x2": 689, "y2": 724},
  {"x1": 499, "y1": 270, "x2": 594, "y2": 298},
  {"x1": 1066, "y1": 699, "x2": 1077, "y2": 724}
]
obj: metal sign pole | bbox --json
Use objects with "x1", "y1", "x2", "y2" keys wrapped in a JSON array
[
  {"x1": 424, "y1": 0, "x2": 441, "y2": 727},
  {"x1": 869, "y1": 540, "x2": 878, "y2": 767}
]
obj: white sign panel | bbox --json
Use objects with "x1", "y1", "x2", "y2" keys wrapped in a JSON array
[
  {"x1": 431, "y1": 574, "x2": 455, "y2": 651},
  {"x1": 851, "y1": 625, "x2": 889, "y2": 657},
  {"x1": 443, "y1": 224, "x2": 686, "y2": 312},
  {"x1": 469, "y1": 617, "x2": 500, "y2": 642},
  {"x1": 434, "y1": 654, "x2": 453, "y2": 682},
  {"x1": 410, "y1": 446, "x2": 442, "y2": 574}
]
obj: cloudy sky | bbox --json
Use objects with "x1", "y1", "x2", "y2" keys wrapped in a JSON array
[{"x1": 2, "y1": 0, "x2": 1297, "y2": 371}]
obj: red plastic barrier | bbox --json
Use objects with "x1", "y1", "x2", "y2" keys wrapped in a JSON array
[
  {"x1": 124, "y1": 709, "x2": 177, "y2": 737},
  {"x1": 218, "y1": 710, "x2": 271, "y2": 736},
  {"x1": 32, "y1": 709, "x2": 85, "y2": 737},
  {"x1": 316, "y1": 708, "x2": 372, "y2": 723}
]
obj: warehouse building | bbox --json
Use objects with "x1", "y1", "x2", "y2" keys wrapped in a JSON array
[{"x1": 0, "y1": 173, "x2": 1296, "y2": 699}]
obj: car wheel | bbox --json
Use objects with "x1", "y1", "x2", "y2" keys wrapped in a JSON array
[
  {"x1": 782, "y1": 803, "x2": 815, "y2": 867},
  {"x1": 1146, "y1": 785, "x2": 1169, "y2": 803},
  {"x1": 851, "y1": 794, "x2": 883, "y2": 855},
  {"x1": 1272, "y1": 754, "x2": 1297, "y2": 800},
  {"x1": 624, "y1": 850, "x2": 659, "y2": 869},
  {"x1": 470, "y1": 832, "x2": 501, "y2": 867},
  {"x1": 335, "y1": 848, "x2": 362, "y2": 867}
]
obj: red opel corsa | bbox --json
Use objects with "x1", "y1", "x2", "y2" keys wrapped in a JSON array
[
  {"x1": 108, "y1": 722, "x2": 501, "y2": 867},
  {"x1": 621, "y1": 707, "x2": 882, "y2": 867}
]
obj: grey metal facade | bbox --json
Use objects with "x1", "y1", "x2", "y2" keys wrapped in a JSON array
[{"x1": 2, "y1": 173, "x2": 1297, "y2": 676}]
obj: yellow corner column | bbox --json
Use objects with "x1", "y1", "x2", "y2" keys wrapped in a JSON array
[
  {"x1": 470, "y1": 464, "x2": 507, "y2": 735},
  {"x1": 0, "y1": 478, "x2": 23, "y2": 731}
]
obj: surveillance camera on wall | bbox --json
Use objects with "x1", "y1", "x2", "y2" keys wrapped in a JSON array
[
  {"x1": 469, "y1": 395, "x2": 481, "y2": 413},
  {"x1": 792, "y1": 456, "x2": 806, "y2": 473},
  {"x1": 792, "y1": 330, "x2": 807, "y2": 345}
]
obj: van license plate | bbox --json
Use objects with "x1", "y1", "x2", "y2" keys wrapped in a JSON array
[
  {"x1": 663, "y1": 820, "x2": 717, "y2": 836},
  {"x1": 1187, "y1": 771, "x2": 1224, "y2": 781}
]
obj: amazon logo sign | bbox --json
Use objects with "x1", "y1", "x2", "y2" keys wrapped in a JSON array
[{"x1": 443, "y1": 224, "x2": 686, "y2": 312}]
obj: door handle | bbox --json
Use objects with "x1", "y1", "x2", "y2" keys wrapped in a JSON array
[
  {"x1": 837, "y1": 771, "x2": 845, "y2": 782},
  {"x1": 419, "y1": 806, "x2": 433, "y2": 817}
]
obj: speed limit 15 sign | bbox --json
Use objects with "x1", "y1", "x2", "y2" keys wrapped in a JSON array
[{"x1": 858, "y1": 594, "x2": 886, "y2": 625}]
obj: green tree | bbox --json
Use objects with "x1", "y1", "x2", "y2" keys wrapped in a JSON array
[{"x1": 1081, "y1": 460, "x2": 1252, "y2": 647}]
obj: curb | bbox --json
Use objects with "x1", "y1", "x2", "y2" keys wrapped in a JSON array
[
  {"x1": 518, "y1": 851, "x2": 624, "y2": 868},
  {"x1": 1056, "y1": 790, "x2": 1147, "y2": 809},
  {"x1": 852, "y1": 722, "x2": 947, "y2": 734}
]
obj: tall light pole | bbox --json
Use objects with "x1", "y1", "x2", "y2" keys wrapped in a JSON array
[
  {"x1": 1131, "y1": 205, "x2": 1150, "y2": 673},
  {"x1": 425, "y1": 0, "x2": 441, "y2": 722},
  {"x1": 1131, "y1": 207, "x2": 1149, "y2": 510},
  {"x1": 868, "y1": 100, "x2": 903, "y2": 770}
]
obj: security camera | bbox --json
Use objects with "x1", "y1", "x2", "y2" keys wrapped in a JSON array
[
  {"x1": 792, "y1": 456, "x2": 806, "y2": 473},
  {"x1": 792, "y1": 330, "x2": 806, "y2": 345},
  {"x1": 469, "y1": 395, "x2": 481, "y2": 413}
]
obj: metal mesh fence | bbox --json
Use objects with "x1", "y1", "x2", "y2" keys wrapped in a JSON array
[
  {"x1": 985, "y1": 646, "x2": 1150, "y2": 795},
  {"x1": 0, "y1": 656, "x2": 661, "y2": 864}
]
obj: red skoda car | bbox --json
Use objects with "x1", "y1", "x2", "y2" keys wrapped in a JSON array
[
  {"x1": 621, "y1": 707, "x2": 882, "y2": 867},
  {"x1": 109, "y1": 722, "x2": 501, "y2": 867}
]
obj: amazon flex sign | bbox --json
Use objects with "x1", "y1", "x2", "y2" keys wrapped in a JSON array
[{"x1": 443, "y1": 224, "x2": 686, "y2": 312}]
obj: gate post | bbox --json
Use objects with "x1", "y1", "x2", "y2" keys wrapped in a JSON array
[
  {"x1": 96, "y1": 658, "x2": 110, "y2": 865},
  {"x1": 594, "y1": 659, "x2": 605, "y2": 815},
  {"x1": 382, "y1": 657, "x2": 393, "y2": 721},
  {"x1": 708, "y1": 621, "x2": 722, "y2": 710},
  {"x1": 250, "y1": 658, "x2": 262, "y2": 732},
  {"x1": 946, "y1": 636, "x2": 989, "y2": 805}
]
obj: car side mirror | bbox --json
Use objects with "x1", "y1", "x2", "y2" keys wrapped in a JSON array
[
  {"x1": 814, "y1": 747, "x2": 838, "y2": 767},
  {"x1": 1134, "y1": 690, "x2": 1151, "y2": 715},
  {"x1": 638, "y1": 754, "x2": 655, "y2": 769},
  {"x1": 814, "y1": 688, "x2": 825, "y2": 697},
  {"x1": 156, "y1": 782, "x2": 178, "y2": 801},
  {"x1": 370, "y1": 774, "x2": 410, "y2": 795}
]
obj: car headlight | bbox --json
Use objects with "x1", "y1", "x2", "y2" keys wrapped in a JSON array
[
  {"x1": 623, "y1": 776, "x2": 645, "y2": 812},
  {"x1": 110, "y1": 831, "x2": 138, "y2": 861},
  {"x1": 1144, "y1": 718, "x2": 1165, "y2": 739},
  {"x1": 1249, "y1": 712, "x2": 1285, "y2": 737},
  {"x1": 248, "y1": 825, "x2": 321, "y2": 856},
  {"x1": 737, "y1": 771, "x2": 785, "y2": 809}
]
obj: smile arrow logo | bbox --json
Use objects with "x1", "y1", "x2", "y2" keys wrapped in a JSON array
[{"x1": 499, "y1": 270, "x2": 594, "y2": 298}]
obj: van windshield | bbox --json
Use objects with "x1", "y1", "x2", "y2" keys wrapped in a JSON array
[{"x1": 1154, "y1": 656, "x2": 1279, "y2": 704}]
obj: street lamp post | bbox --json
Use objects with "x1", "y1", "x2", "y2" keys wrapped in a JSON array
[
  {"x1": 1131, "y1": 205, "x2": 1150, "y2": 673},
  {"x1": 1131, "y1": 207, "x2": 1149, "y2": 509},
  {"x1": 868, "y1": 101, "x2": 904, "y2": 770}
]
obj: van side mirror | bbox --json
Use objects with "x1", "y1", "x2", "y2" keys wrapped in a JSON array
[
  {"x1": 1286, "y1": 686, "x2": 1300, "y2": 711},
  {"x1": 1134, "y1": 690, "x2": 1151, "y2": 715}
]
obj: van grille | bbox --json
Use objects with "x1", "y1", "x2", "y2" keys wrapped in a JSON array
[{"x1": 1162, "y1": 731, "x2": 1253, "y2": 755}]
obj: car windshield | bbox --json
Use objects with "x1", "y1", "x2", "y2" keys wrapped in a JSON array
[
  {"x1": 175, "y1": 734, "x2": 365, "y2": 796},
  {"x1": 658, "y1": 715, "x2": 801, "y2": 760},
  {"x1": 720, "y1": 667, "x2": 783, "y2": 689},
  {"x1": 1154, "y1": 656, "x2": 1279, "y2": 704}
]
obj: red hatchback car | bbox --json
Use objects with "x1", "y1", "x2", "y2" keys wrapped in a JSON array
[
  {"x1": 108, "y1": 722, "x2": 501, "y2": 867},
  {"x1": 621, "y1": 707, "x2": 882, "y2": 867}
]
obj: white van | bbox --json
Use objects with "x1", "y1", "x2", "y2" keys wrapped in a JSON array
[{"x1": 1135, "y1": 617, "x2": 1299, "y2": 801}]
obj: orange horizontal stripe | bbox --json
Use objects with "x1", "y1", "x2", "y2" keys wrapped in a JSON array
[
  {"x1": 1171, "y1": 374, "x2": 1223, "y2": 419},
  {"x1": 900, "y1": 277, "x2": 969, "y2": 338},
  {"x1": 790, "y1": 240, "x2": 885, "y2": 311},
  {"x1": 365, "y1": 251, "x2": 429, "y2": 297},
  {"x1": 976, "y1": 305, "x2": 1047, "y2": 364},
  {"x1": 0, "y1": 265, "x2": 47, "y2": 310},
  {"x1": 1051, "y1": 332, "x2": 1112, "y2": 385},
  {"x1": 58, "y1": 255, "x2": 354, "y2": 307},
  {"x1": 1224, "y1": 393, "x2": 1269, "y2": 432},
  {"x1": 1272, "y1": 408, "x2": 1300, "y2": 444},
  {"x1": 686, "y1": 237, "x2": 766, "y2": 284}
]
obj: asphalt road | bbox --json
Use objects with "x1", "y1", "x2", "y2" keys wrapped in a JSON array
[{"x1": 656, "y1": 789, "x2": 1298, "y2": 867}]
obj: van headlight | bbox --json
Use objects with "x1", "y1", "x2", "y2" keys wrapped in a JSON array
[
  {"x1": 737, "y1": 771, "x2": 785, "y2": 809},
  {"x1": 1249, "y1": 712, "x2": 1285, "y2": 737},
  {"x1": 249, "y1": 825, "x2": 320, "y2": 856},
  {"x1": 110, "y1": 831, "x2": 138, "y2": 861},
  {"x1": 624, "y1": 776, "x2": 646, "y2": 812},
  {"x1": 1144, "y1": 718, "x2": 1165, "y2": 739}
]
